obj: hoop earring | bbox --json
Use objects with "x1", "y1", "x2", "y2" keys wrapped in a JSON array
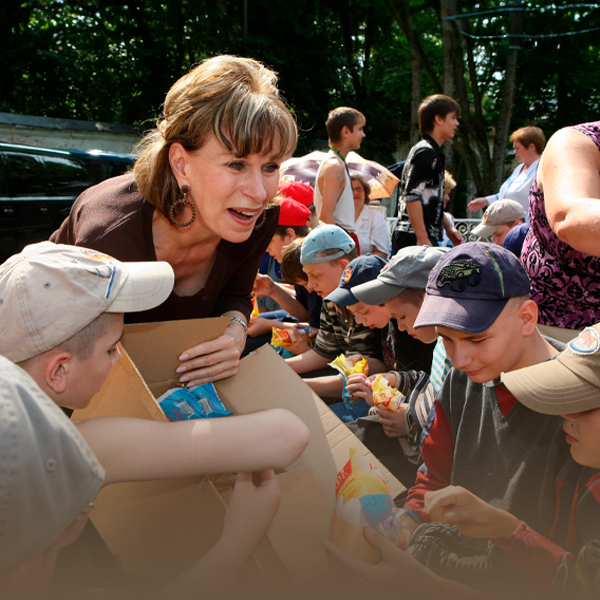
[
  {"x1": 254, "y1": 209, "x2": 267, "y2": 231},
  {"x1": 169, "y1": 184, "x2": 196, "y2": 228}
]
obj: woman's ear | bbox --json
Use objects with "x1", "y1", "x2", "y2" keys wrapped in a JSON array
[
  {"x1": 168, "y1": 142, "x2": 189, "y2": 184},
  {"x1": 45, "y1": 351, "x2": 73, "y2": 395}
]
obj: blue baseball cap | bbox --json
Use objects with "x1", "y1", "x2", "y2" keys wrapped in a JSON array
[
  {"x1": 300, "y1": 225, "x2": 355, "y2": 265},
  {"x1": 325, "y1": 254, "x2": 388, "y2": 306},
  {"x1": 414, "y1": 242, "x2": 531, "y2": 333}
]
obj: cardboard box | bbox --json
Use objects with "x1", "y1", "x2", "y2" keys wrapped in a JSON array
[{"x1": 73, "y1": 318, "x2": 405, "y2": 595}]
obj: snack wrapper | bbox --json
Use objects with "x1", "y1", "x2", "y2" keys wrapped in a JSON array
[
  {"x1": 271, "y1": 326, "x2": 312, "y2": 348},
  {"x1": 157, "y1": 383, "x2": 231, "y2": 422},
  {"x1": 250, "y1": 297, "x2": 260, "y2": 319},
  {"x1": 372, "y1": 374, "x2": 405, "y2": 412},
  {"x1": 328, "y1": 354, "x2": 369, "y2": 405},
  {"x1": 329, "y1": 449, "x2": 401, "y2": 563}
]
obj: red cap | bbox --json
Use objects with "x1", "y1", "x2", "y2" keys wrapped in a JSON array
[
  {"x1": 278, "y1": 181, "x2": 314, "y2": 207},
  {"x1": 279, "y1": 198, "x2": 311, "y2": 227}
]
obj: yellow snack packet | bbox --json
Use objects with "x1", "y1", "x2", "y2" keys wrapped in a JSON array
[
  {"x1": 372, "y1": 374, "x2": 405, "y2": 412},
  {"x1": 250, "y1": 296, "x2": 260, "y2": 318},
  {"x1": 329, "y1": 448, "x2": 400, "y2": 564},
  {"x1": 329, "y1": 354, "x2": 369, "y2": 378}
]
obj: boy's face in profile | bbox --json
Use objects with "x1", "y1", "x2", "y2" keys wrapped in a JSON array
[
  {"x1": 65, "y1": 315, "x2": 124, "y2": 410},
  {"x1": 562, "y1": 407, "x2": 600, "y2": 469},
  {"x1": 437, "y1": 300, "x2": 528, "y2": 383},
  {"x1": 346, "y1": 302, "x2": 391, "y2": 329},
  {"x1": 267, "y1": 231, "x2": 294, "y2": 263},
  {"x1": 384, "y1": 296, "x2": 437, "y2": 344},
  {"x1": 303, "y1": 260, "x2": 347, "y2": 298}
]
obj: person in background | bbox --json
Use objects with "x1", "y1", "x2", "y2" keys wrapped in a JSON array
[
  {"x1": 472, "y1": 199, "x2": 526, "y2": 246},
  {"x1": 468, "y1": 126, "x2": 546, "y2": 219},
  {"x1": 51, "y1": 55, "x2": 297, "y2": 388},
  {"x1": 314, "y1": 107, "x2": 366, "y2": 250},
  {"x1": 278, "y1": 181, "x2": 319, "y2": 230},
  {"x1": 440, "y1": 171, "x2": 463, "y2": 247},
  {"x1": 351, "y1": 173, "x2": 390, "y2": 258},
  {"x1": 520, "y1": 121, "x2": 600, "y2": 338},
  {"x1": 392, "y1": 94, "x2": 461, "y2": 253}
]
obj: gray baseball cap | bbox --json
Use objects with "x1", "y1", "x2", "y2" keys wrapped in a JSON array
[
  {"x1": 0, "y1": 355, "x2": 104, "y2": 577},
  {"x1": 0, "y1": 242, "x2": 175, "y2": 362},
  {"x1": 473, "y1": 199, "x2": 525, "y2": 238},
  {"x1": 352, "y1": 246, "x2": 447, "y2": 305}
]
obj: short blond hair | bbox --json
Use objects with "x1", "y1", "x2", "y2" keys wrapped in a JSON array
[{"x1": 134, "y1": 55, "x2": 298, "y2": 219}]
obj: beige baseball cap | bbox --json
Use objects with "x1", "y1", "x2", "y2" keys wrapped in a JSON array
[
  {"x1": 0, "y1": 355, "x2": 104, "y2": 577},
  {"x1": 502, "y1": 324, "x2": 600, "y2": 415},
  {"x1": 473, "y1": 199, "x2": 525, "y2": 238},
  {"x1": 0, "y1": 242, "x2": 175, "y2": 362}
]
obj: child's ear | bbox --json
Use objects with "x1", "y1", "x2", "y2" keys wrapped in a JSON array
[
  {"x1": 519, "y1": 299, "x2": 539, "y2": 336},
  {"x1": 338, "y1": 258, "x2": 350, "y2": 272},
  {"x1": 285, "y1": 228, "x2": 296, "y2": 242},
  {"x1": 45, "y1": 351, "x2": 73, "y2": 395}
]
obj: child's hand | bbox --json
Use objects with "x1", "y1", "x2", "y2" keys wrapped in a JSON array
[
  {"x1": 424, "y1": 486, "x2": 520, "y2": 540},
  {"x1": 376, "y1": 404, "x2": 408, "y2": 438},
  {"x1": 322, "y1": 526, "x2": 442, "y2": 593},
  {"x1": 345, "y1": 373, "x2": 374, "y2": 405},
  {"x1": 248, "y1": 316, "x2": 274, "y2": 337},
  {"x1": 223, "y1": 471, "x2": 281, "y2": 546},
  {"x1": 252, "y1": 274, "x2": 275, "y2": 298},
  {"x1": 286, "y1": 326, "x2": 312, "y2": 355}
]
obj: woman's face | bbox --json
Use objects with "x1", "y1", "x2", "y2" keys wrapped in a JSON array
[
  {"x1": 171, "y1": 135, "x2": 284, "y2": 243},
  {"x1": 352, "y1": 179, "x2": 366, "y2": 211}
]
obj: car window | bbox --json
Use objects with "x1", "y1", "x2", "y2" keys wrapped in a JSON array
[
  {"x1": 42, "y1": 155, "x2": 92, "y2": 196},
  {"x1": 5, "y1": 153, "x2": 45, "y2": 196}
]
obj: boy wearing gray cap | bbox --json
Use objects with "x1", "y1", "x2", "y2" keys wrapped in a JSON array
[
  {"x1": 339, "y1": 246, "x2": 451, "y2": 477},
  {"x1": 472, "y1": 198, "x2": 526, "y2": 246},
  {"x1": 0, "y1": 242, "x2": 310, "y2": 596},
  {"x1": 285, "y1": 225, "x2": 385, "y2": 399}
]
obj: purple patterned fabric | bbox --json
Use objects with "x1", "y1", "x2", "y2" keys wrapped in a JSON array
[{"x1": 521, "y1": 121, "x2": 600, "y2": 328}]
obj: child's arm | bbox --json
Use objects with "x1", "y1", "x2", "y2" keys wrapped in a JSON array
[
  {"x1": 303, "y1": 375, "x2": 343, "y2": 398},
  {"x1": 74, "y1": 409, "x2": 310, "y2": 487},
  {"x1": 253, "y1": 274, "x2": 310, "y2": 322},
  {"x1": 156, "y1": 470, "x2": 280, "y2": 599},
  {"x1": 285, "y1": 348, "x2": 330, "y2": 374}
]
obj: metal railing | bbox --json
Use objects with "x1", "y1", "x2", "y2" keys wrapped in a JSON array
[{"x1": 386, "y1": 217, "x2": 484, "y2": 244}]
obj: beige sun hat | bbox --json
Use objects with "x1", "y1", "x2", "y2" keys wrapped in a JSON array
[{"x1": 0, "y1": 241, "x2": 175, "y2": 362}]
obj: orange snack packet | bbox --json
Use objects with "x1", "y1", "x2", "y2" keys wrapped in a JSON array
[
  {"x1": 250, "y1": 296, "x2": 260, "y2": 318},
  {"x1": 271, "y1": 326, "x2": 312, "y2": 348},
  {"x1": 372, "y1": 374, "x2": 405, "y2": 412}
]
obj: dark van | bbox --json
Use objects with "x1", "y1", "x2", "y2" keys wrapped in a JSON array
[{"x1": 0, "y1": 143, "x2": 134, "y2": 262}]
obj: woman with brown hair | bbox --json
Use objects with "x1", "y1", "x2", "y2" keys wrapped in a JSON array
[
  {"x1": 468, "y1": 126, "x2": 546, "y2": 217},
  {"x1": 52, "y1": 55, "x2": 297, "y2": 386}
]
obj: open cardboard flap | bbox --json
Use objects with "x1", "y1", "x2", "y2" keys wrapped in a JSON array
[{"x1": 73, "y1": 318, "x2": 405, "y2": 591}]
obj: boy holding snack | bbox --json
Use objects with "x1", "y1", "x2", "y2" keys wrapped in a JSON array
[
  {"x1": 324, "y1": 321, "x2": 600, "y2": 598},
  {"x1": 396, "y1": 243, "x2": 570, "y2": 562},
  {"x1": 286, "y1": 225, "x2": 385, "y2": 399},
  {"x1": 0, "y1": 242, "x2": 310, "y2": 597}
]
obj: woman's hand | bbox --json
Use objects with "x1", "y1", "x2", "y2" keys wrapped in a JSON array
[
  {"x1": 468, "y1": 197, "x2": 489, "y2": 212},
  {"x1": 376, "y1": 404, "x2": 408, "y2": 438},
  {"x1": 424, "y1": 486, "x2": 520, "y2": 540},
  {"x1": 222, "y1": 471, "x2": 281, "y2": 546},
  {"x1": 345, "y1": 373, "x2": 374, "y2": 405},
  {"x1": 322, "y1": 526, "x2": 442, "y2": 593},
  {"x1": 177, "y1": 332, "x2": 241, "y2": 386}
]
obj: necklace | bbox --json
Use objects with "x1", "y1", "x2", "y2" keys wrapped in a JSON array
[{"x1": 329, "y1": 146, "x2": 350, "y2": 176}]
